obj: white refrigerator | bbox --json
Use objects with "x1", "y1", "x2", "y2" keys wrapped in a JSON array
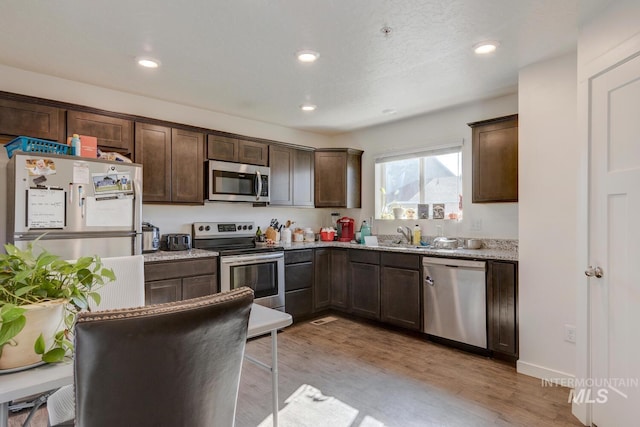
[{"x1": 6, "y1": 152, "x2": 143, "y2": 259}]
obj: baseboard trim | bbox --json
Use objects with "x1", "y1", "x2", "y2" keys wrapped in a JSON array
[{"x1": 516, "y1": 360, "x2": 575, "y2": 384}]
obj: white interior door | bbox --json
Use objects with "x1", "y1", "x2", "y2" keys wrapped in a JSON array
[{"x1": 589, "y1": 53, "x2": 640, "y2": 426}]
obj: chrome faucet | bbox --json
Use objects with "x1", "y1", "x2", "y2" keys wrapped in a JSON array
[{"x1": 396, "y1": 226, "x2": 412, "y2": 243}]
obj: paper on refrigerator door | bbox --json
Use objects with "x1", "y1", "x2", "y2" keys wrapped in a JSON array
[{"x1": 85, "y1": 197, "x2": 133, "y2": 227}]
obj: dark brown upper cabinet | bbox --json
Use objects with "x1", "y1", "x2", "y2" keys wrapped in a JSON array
[
  {"x1": 207, "y1": 134, "x2": 268, "y2": 166},
  {"x1": 0, "y1": 98, "x2": 65, "y2": 142},
  {"x1": 269, "y1": 145, "x2": 314, "y2": 207},
  {"x1": 171, "y1": 128, "x2": 204, "y2": 204},
  {"x1": 135, "y1": 123, "x2": 204, "y2": 204},
  {"x1": 314, "y1": 148, "x2": 362, "y2": 208},
  {"x1": 468, "y1": 114, "x2": 518, "y2": 203},
  {"x1": 67, "y1": 110, "x2": 134, "y2": 159}
]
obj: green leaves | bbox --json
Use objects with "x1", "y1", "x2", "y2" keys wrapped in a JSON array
[
  {"x1": 0, "y1": 305, "x2": 27, "y2": 347},
  {"x1": 0, "y1": 237, "x2": 116, "y2": 365}
]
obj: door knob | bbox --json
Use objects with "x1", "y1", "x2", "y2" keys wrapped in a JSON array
[{"x1": 585, "y1": 266, "x2": 604, "y2": 278}]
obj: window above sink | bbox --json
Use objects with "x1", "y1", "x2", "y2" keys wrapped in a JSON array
[{"x1": 375, "y1": 145, "x2": 463, "y2": 220}]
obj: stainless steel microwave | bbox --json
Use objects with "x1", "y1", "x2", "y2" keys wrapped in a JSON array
[{"x1": 208, "y1": 160, "x2": 270, "y2": 203}]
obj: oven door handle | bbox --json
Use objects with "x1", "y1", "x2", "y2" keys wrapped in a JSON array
[{"x1": 220, "y1": 252, "x2": 283, "y2": 265}]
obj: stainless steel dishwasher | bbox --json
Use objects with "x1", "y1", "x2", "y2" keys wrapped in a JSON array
[{"x1": 423, "y1": 257, "x2": 487, "y2": 348}]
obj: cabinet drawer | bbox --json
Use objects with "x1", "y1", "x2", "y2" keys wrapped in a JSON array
[
  {"x1": 285, "y1": 249, "x2": 314, "y2": 264},
  {"x1": 285, "y1": 262, "x2": 313, "y2": 291},
  {"x1": 349, "y1": 249, "x2": 379, "y2": 264},
  {"x1": 145, "y1": 257, "x2": 217, "y2": 281},
  {"x1": 381, "y1": 253, "x2": 420, "y2": 270}
]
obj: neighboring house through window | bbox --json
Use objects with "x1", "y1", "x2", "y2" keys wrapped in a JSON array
[{"x1": 375, "y1": 144, "x2": 462, "y2": 220}]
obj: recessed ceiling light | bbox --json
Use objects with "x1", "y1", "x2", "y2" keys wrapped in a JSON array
[
  {"x1": 473, "y1": 41, "x2": 499, "y2": 55},
  {"x1": 300, "y1": 104, "x2": 317, "y2": 112},
  {"x1": 382, "y1": 108, "x2": 397, "y2": 115},
  {"x1": 296, "y1": 50, "x2": 320, "y2": 63},
  {"x1": 137, "y1": 57, "x2": 160, "y2": 68}
]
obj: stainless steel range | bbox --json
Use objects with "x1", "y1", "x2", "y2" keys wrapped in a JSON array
[{"x1": 192, "y1": 222, "x2": 285, "y2": 311}]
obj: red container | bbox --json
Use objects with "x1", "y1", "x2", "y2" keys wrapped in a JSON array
[{"x1": 320, "y1": 229, "x2": 335, "y2": 241}]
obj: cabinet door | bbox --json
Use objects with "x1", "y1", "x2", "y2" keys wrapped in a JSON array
[
  {"x1": 135, "y1": 123, "x2": 172, "y2": 202},
  {"x1": 381, "y1": 267, "x2": 421, "y2": 330},
  {"x1": 285, "y1": 288, "x2": 313, "y2": 320},
  {"x1": 313, "y1": 249, "x2": 331, "y2": 311},
  {"x1": 293, "y1": 149, "x2": 315, "y2": 207},
  {"x1": 0, "y1": 98, "x2": 64, "y2": 142},
  {"x1": 238, "y1": 139, "x2": 268, "y2": 166},
  {"x1": 269, "y1": 145, "x2": 293, "y2": 206},
  {"x1": 470, "y1": 115, "x2": 518, "y2": 203},
  {"x1": 67, "y1": 110, "x2": 134, "y2": 157},
  {"x1": 330, "y1": 249, "x2": 349, "y2": 310},
  {"x1": 487, "y1": 261, "x2": 518, "y2": 357},
  {"x1": 182, "y1": 274, "x2": 217, "y2": 300},
  {"x1": 171, "y1": 128, "x2": 204, "y2": 204},
  {"x1": 285, "y1": 262, "x2": 313, "y2": 291},
  {"x1": 207, "y1": 135, "x2": 238, "y2": 162},
  {"x1": 314, "y1": 151, "x2": 347, "y2": 207},
  {"x1": 350, "y1": 262, "x2": 380, "y2": 320},
  {"x1": 145, "y1": 278, "x2": 182, "y2": 305}
]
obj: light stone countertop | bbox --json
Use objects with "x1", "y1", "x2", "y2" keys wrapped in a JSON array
[
  {"x1": 279, "y1": 240, "x2": 518, "y2": 261},
  {"x1": 143, "y1": 248, "x2": 219, "y2": 263},
  {"x1": 142, "y1": 241, "x2": 517, "y2": 263}
]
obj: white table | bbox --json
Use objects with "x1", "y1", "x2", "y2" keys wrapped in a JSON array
[{"x1": 0, "y1": 303, "x2": 292, "y2": 427}]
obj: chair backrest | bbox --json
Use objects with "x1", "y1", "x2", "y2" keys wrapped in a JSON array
[
  {"x1": 90, "y1": 255, "x2": 145, "y2": 310},
  {"x1": 73, "y1": 287, "x2": 254, "y2": 427}
]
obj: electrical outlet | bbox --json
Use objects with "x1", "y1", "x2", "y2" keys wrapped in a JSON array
[{"x1": 564, "y1": 324, "x2": 576, "y2": 343}]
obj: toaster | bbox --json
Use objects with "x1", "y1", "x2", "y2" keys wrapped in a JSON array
[{"x1": 160, "y1": 234, "x2": 192, "y2": 251}]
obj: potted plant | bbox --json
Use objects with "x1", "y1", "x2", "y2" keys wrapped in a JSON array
[{"x1": 0, "y1": 240, "x2": 114, "y2": 370}]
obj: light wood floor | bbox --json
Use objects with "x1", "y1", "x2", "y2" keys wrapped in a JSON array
[{"x1": 9, "y1": 315, "x2": 582, "y2": 427}]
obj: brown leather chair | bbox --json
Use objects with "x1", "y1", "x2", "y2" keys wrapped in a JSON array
[{"x1": 49, "y1": 287, "x2": 254, "y2": 427}]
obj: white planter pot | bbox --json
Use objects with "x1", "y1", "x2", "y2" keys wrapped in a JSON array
[{"x1": 0, "y1": 299, "x2": 65, "y2": 370}]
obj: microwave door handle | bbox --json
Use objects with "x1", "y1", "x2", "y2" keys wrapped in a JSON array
[{"x1": 255, "y1": 170, "x2": 262, "y2": 201}]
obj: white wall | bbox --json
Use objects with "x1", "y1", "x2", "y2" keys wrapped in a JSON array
[
  {"x1": 517, "y1": 53, "x2": 579, "y2": 380},
  {"x1": 330, "y1": 94, "x2": 519, "y2": 239},
  {"x1": 0, "y1": 64, "x2": 333, "y2": 245}
]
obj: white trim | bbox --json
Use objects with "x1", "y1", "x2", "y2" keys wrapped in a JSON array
[{"x1": 517, "y1": 360, "x2": 575, "y2": 382}]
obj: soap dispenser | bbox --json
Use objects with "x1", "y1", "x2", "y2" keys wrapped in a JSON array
[
  {"x1": 360, "y1": 220, "x2": 371, "y2": 244},
  {"x1": 412, "y1": 224, "x2": 421, "y2": 245}
]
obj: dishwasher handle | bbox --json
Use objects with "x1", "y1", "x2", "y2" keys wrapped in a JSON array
[{"x1": 422, "y1": 256, "x2": 486, "y2": 270}]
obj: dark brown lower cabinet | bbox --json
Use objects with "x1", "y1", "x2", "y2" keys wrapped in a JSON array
[
  {"x1": 285, "y1": 250, "x2": 314, "y2": 320},
  {"x1": 487, "y1": 260, "x2": 518, "y2": 360},
  {"x1": 330, "y1": 249, "x2": 349, "y2": 309},
  {"x1": 144, "y1": 257, "x2": 217, "y2": 305},
  {"x1": 349, "y1": 250, "x2": 381, "y2": 320},
  {"x1": 380, "y1": 253, "x2": 421, "y2": 331},
  {"x1": 313, "y1": 248, "x2": 348, "y2": 312}
]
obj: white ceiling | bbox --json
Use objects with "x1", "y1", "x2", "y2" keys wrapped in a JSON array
[{"x1": 0, "y1": 0, "x2": 611, "y2": 135}]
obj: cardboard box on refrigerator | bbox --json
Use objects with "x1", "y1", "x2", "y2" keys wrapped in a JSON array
[{"x1": 66, "y1": 135, "x2": 98, "y2": 158}]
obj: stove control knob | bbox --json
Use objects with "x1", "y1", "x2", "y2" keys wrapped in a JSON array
[
  {"x1": 205, "y1": 225, "x2": 211, "y2": 231},
  {"x1": 248, "y1": 225, "x2": 253, "y2": 230},
  {"x1": 198, "y1": 226, "x2": 204, "y2": 231},
  {"x1": 242, "y1": 225, "x2": 248, "y2": 230}
]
